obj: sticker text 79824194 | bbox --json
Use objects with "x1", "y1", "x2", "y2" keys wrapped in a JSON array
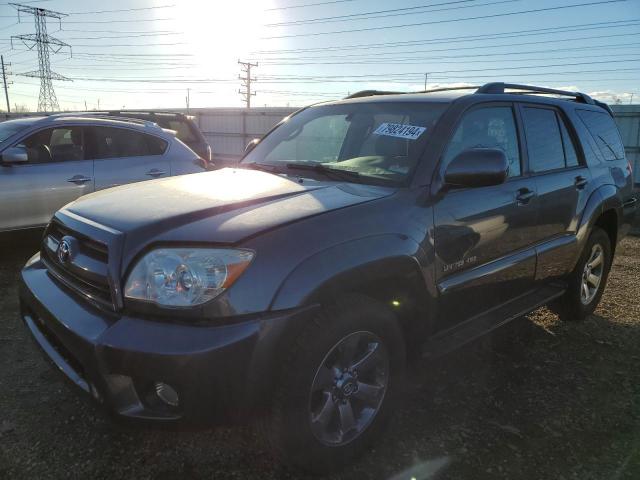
[{"x1": 373, "y1": 123, "x2": 427, "y2": 140}]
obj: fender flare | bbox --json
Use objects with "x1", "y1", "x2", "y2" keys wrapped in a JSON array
[
  {"x1": 575, "y1": 184, "x2": 622, "y2": 257},
  {"x1": 270, "y1": 233, "x2": 433, "y2": 311},
  {"x1": 243, "y1": 234, "x2": 433, "y2": 410}
]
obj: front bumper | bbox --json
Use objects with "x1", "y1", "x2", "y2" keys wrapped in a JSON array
[{"x1": 19, "y1": 255, "x2": 310, "y2": 425}]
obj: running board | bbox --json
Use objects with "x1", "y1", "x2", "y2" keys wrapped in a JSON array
[{"x1": 421, "y1": 283, "x2": 566, "y2": 358}]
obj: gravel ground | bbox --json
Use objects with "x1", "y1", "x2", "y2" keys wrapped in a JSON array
[{"x1": 0, "y1": 233, "x2": 639, "y2": 480}]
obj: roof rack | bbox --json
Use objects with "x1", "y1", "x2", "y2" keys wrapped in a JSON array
[
  {"x1": 104, "y1": 110, "x2": 187, "y2": 118},
  {"x1": 476, "y1": 82, "x2": 614, "y2": 115},
  {"x1": 345, "y1": 90, "x2": 404, "y2": 99},
  {"x1": 47, "y1": 112, "x2": 160, "y2": 128},
  {"x1": 343, "y1": 82, "x2": 612, "y2": 114},
  {"x1": 476, "y1": 82, "x2": 596, "y2": 104}
]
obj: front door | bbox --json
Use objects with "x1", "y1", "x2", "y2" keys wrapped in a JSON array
[
  {"x1": 86, "y1": 126, "x2": 171, "y2": 191},
  {"x1": 0, "y1": 125, "x2": 94, "y2": 231},
  {"x1": 433, "y1": 104, "x2": 538, "y2": 330}
]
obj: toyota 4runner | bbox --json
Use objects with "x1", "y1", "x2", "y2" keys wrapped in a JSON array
[{"x1": 19, "y1": 83, "x2": 637, "y2": 472}]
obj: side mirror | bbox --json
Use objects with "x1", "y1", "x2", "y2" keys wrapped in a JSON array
[
  {"x1": 244, "y1": 138, "x2": 260, "y2": 154},
  {"x1": 444, "y1": 148, "x2": 509, "y2": 188},
  {"x1": 1, "y1": 146, "x2": 29, "y2": 165}
]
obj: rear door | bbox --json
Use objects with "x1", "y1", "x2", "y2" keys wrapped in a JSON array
[
  {"x1": 519, "y1": 105, "x2": 591, "y2": 281},
  {"x1": 433, "y1": 103, "x2": 538, "y2": 329},
  {"x1": 0, "y1": 125, "x2": 93, "y2": 230},
  {"x1": 86, "y1": 126, "x2": 171, "y2": 190}
]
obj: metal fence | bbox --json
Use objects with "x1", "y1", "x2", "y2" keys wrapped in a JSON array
[
  {"x1": 611, "y1": 105, "x2": 640, "y2": 176},
  {"x1": 188, "y1": 107, "x2": 296, "y2": 161}
]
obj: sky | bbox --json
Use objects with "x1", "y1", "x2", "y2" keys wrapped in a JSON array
[{"x1": 0, "y1": 0, "x2": 638, "y2": 111}]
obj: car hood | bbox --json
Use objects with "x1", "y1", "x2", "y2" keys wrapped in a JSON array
[{"x1": 62, "y1": 168, "x2": 394, "y2": 245}]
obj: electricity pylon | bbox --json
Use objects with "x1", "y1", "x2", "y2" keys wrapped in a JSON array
[{"x1": 10, "y1": 3, "x2": 72, "y2": 112}]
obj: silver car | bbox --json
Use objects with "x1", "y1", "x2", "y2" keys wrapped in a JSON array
[{"x1": 0, "y1": 114, "x2": 205, "y2": 232}]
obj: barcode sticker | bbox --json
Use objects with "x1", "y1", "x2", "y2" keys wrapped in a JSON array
[{"x1": 373, "y1": 123, "x2": 426, "y2": 140}]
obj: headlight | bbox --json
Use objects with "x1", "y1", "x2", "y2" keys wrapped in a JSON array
[{"x1": 124, "y1": 248, "x2": 254, "y2": 307}]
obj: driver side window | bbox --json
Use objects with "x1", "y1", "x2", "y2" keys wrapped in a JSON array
[
  {"x1": 19, "y1": 127, "x2": 85, "y2": 164},
  {"x1": 443, "y1": 106, "x2": 521, "y2": 177}
]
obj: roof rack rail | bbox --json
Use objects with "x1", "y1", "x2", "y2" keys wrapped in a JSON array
[
  {"x1": 48, "y1": 112, "x2": 160, "y2": 127},
  {"x1": 345, "y1": 90, "x2": 404, "y2": 99},
  {"x1": 416, "y1": 85, "x2": 481, "y2": 94},
  {"x1": 476, "y1": 82, "x2": 595, "y2": 105}
]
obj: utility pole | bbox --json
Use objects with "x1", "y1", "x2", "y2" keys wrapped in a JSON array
[
  {"x1": 10, "y1": 3, "x2": 72, "y2": 112},
  {"x1": 424, "y1": 73, "x2": 428, "y2": 91},
  {"x1": 1, "y1": 55, "x2": 11, "y2": 113},
  {"x1": 238, "y1": 60, "x2": 257, "y2": 108},
  {"x1": 186, "y1": 88, "x2": 190, "y2": 113},
  {"x1": 630, "y1": 93, "x2": 634, "y2": 105}
]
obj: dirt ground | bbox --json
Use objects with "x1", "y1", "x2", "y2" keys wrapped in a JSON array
[{"x1": 0, "y1": 233, "x2": 638, "y2": 480}]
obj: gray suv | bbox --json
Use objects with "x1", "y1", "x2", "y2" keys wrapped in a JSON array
[{"x1": 0, "y1": 114, "x2": 204, "y2": 232}]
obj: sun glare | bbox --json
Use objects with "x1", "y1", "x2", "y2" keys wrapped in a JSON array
[{"x1": 172, "y1": 1, "x2": 272, "y2": 72}]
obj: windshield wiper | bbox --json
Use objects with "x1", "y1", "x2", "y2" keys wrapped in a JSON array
[
  {"x1": 243, "y1": 162, "x2": 281, "y2": 173},
  {"x1": 285, "y1": 162, "x2": 362, "y2": 182}
]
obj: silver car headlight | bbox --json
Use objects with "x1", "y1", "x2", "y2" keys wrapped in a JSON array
[{"x1": 124, "y1": 248, "x2": 254, "y2": 307}]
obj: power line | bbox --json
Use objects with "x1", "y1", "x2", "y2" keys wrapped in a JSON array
[
  {"x1": 265, "y1": 0, "x2": 516, "y2": 27},
  {"x1": 257, "y1": 34, "x2": 640, "y2": 63},
  {"x1": 260, "y1": 0, "x2": 631, "y2": 39},
  {"x1": 260, "y1": 51, "x2": 640, "y2": 67},
  {"x1": 265, "y1": 0, "x2": 357, "y2": 11},
  {"x1": 54, "y1": 32, "x2": 183, "y2": 40},
  {"x1": 63, "y1": 17, "x2": 175, "y2": 24},
  {"x1": 66, "y1": 4, "x2": 175, "y2": 15},
  {"x1": 259, "y1": 58, "x2": 640, "y2": 79},
  {"x1": 253, "y1": 19, "x2": 640, "y2": 54}
]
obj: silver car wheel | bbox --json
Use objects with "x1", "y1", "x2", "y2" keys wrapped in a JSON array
[{"x1": 580, "y1": 243, "x2": 605, "y2": 305}]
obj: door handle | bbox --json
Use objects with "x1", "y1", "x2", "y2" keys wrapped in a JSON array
[
  {"x1": 575, "y1": 175, "x2": 589, "y2": 189},
  {"x1": 516, "y1": 188, "x2": 535, "y2": 205},
  {"x1": 146, "y1": 169, "x2": 167, "y2": 177},
  {"x1": 67, "y1": 175, "x2": 92, "y2": 185}
]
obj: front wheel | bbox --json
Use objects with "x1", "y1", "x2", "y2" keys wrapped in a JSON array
[
  {"x1": 262, "y1": 295, "x2": 405, "y2": 473},
  {"x1": 550, "y1": 227, "x2": 612, "y2": 321}
]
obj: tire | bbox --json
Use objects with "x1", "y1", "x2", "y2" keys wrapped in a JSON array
[
  {"x1": 261, "y1": 294, "x2": 406, "y2": 474},
  {"x1": 550, "y1": 227, "x2": 612, "y2": 321}
]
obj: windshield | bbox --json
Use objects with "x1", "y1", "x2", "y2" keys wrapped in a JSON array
[
  {"x1": 0, "y1": 120, "x2": 33, "y2": 146},
  {"x1": 242, "y1": 102, "x2": 447, "y2": 185}
]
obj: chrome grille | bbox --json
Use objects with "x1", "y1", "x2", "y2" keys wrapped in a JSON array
[{"x1": 42, "y1": 221, "x2": 114, "y2": 310}]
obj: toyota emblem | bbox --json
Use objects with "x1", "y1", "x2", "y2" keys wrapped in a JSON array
[{"x1": 57, "y1": 239, "x2": 72, "y2": 264}]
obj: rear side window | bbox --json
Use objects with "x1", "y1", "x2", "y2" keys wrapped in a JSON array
[
  {"x1": 522, "y1": 107, "x2": 566, "y2": 172},
  {"x1": 558, "y1": 119, "x2": 579, "y2": 167},
  {"x1": 577, "y1": 109, "x2": 625, "y2": 161},
  {"x1": 84, "y1": 127, "x2": 168, "y2": 159},
  {"x1": 164, "y1": 120, "x2": 198, "y2": 144}
]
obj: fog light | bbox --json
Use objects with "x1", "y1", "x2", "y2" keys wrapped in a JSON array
[{"x1": 154, "y1": 382, "x2": 179, "y2": 407}]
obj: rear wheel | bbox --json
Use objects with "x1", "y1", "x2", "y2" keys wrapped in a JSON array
[
  {"x1": 550, "y1": 227, "x2": 612, "y2": 321},
  {"x1": 262, "y1": 295, "x2": 405, "y2": 473}
]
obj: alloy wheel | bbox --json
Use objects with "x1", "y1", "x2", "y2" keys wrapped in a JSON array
[
  {"x1": 308, "y1": 331, "x2": 389, "y2": 446},
  {"x1": 580, "y1": 243, "x2": 605, "y2": 305}
]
